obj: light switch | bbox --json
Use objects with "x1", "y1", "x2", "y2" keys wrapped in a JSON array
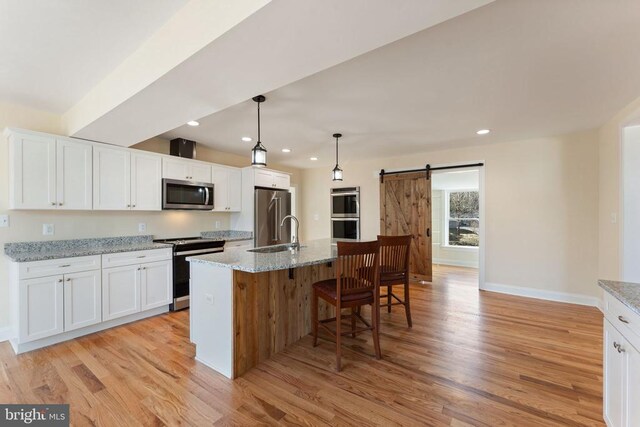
[
  {"x1": 0, "y1": 215, "x2": 8, "y2": 227},
  {"x1": 215, "y1": 221, "x2": 220, "y2": 229},
  {"x1": 42, "y1": 224, "x2": 54, "y2": 236},
  {"x1": 138, "y1": 223, "x2": 147, "y2": 233},
  {"x1": 205, "y1": 294, "x2": 214, "y2": 305}
]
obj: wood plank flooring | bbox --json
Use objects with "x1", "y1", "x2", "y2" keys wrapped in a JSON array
[{"x1": 0, "y1": 266, "x2": 604, "y2": 426}]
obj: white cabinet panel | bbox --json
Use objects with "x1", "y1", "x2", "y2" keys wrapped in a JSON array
[
  {"x1": 605, "y1": 319, "x2": 624, "y2": 427},
  {"x1": 162, "y1": 158, "x2": 190, "y2": 180},
  {"x1": 162, "y1": 157, "x2": 211, "y2": 182},
  {"x1": 19, "y1": 275, "x2": 64, "y2": 342},
  {"x1": 212, "y1": 166, "x2": 229, "y2": 211},
  {"x1": 57, "y1": 139, "x2": 92, "y2": 210},
  {"x1": 102, "y1": 265, "x2": 140, "y2": 321},
  {"x1": 64, "y1": 270, "x2": 101, "y2": 331},
  {"x1": 228, "y1": 168, "x2": 242, "y2": 211},
  {"x1": 254, "y1": 169, "x2": 274, "y2": 188},
  {"x1": 140, "y1": 260, "x2": 172, "y2": 311},
  {"x1": 93, "y1": 146, "x2": 131, "y2": 210},
  {"x1": 191, "y1": 163, "x2": 212, "y2": 183},
  {"x1": 131, "y1": 152, "x2": 162, "y2": 211},
  {"x1": 212, "y1": 165, "x2": 241, "y2": 211},
  {"x1": 101, "y1": 248, "x2": 172, "y2": 269},
  {"x1": 19, "y1": 255, "x2": 101, "y2": 280},
  {"x1": 273, "y1": 173, "x2": 290, "y2": 190},
  {"x1": 628, "y1": 342, "x2": 640, "y2": 427},
  {"x1": 9, "y1": 133, "x2": 56, "y2": 209}
]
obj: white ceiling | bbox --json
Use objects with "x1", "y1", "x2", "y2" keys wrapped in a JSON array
[
  {"x1": 161, "y1": 0, "x2": 640, "y2": 168},
  {"x1": 0, "y1": 0, "x2": 187, "y2": 112}
]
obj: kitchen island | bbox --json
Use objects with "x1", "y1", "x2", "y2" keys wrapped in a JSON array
[{"x1": 188, "y1": 239, "x2": 343, "y2": 378}]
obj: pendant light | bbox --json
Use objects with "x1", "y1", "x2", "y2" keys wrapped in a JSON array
[
  {"x1": 251, "y1": 95, "x2": 267, "y2": 167},
  {"x1": 332, "y1": 133, "x2": 343, "y2": 181}
]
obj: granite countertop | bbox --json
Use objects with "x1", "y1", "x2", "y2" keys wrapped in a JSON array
[
  {"x1": 187, "y1": 238, "x2": 349, "y2": 273},
  {"x1": 4, "y1": 235, "x2": 172, "y2": 262},
  {"x1": 599, "y1": 279, "x2": 640, "y2": 316},
  {"x1": 200, "y1": 230, "x2": 253, "y2": 242}
]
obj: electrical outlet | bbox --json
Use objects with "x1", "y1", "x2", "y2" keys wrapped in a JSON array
[
  {"x1": 0, "y1": 215, "x2": 8, "y2": 227},
  {"x1": 205, "y1": 294, "x2": 215, "y2": 305},
  {"x1": 313, "y1": 213, "x2": 319, "y2": 221},
  {"x1": 215, "y1": 221, "x2": 221, "y2": 229},
  {"x1": 42, "y1": 224, "x2": 54, "y2": 236},
  {"x1": 138, "y1": 223, "x2": 147, "y2": 233}
]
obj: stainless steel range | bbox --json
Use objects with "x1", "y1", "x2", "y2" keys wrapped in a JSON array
[{"x1": 153, "y1": 237, "x2": 225, "y2": 310}]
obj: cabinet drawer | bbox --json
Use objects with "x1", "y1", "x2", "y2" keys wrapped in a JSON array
[
  {"x1": 19, "y1": 255, "x2": 101, "y2": 279},
  {"x1": 604, "y1": 292, "x2": 640, "y2": 350},
  {"x1": 101, "y1": 248, "x2": 172, "y2": 268}
]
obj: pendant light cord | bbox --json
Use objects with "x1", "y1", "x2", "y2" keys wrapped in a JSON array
[
  {"x1": 257, "y1": 101, "x2": 261, "y2": 142},
  {"x1": 335, "y1": 135, "x2": 339, "y2": 165}
]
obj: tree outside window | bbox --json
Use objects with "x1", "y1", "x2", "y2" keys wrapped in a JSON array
[{"x1": 447, "y1": 191, "x2": 479, "y2": 247}]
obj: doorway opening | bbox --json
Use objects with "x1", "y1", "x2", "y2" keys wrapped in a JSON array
[{"x1": 431, "y1": 169, "x2": 481, "y2": 289}]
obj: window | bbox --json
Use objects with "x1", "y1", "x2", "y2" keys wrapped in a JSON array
[{"x1": 446, "y1": 191, "x2": 479, "y2": 247}]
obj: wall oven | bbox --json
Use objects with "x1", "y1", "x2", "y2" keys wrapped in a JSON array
[
  {"x1": 162, "y1": 178, "x2": 214, "y2": 210},
  {"x1": 330, "y1": 187, "x2": 360, "y2": 218},
  {"x1": 331, "y1": 218, "x2": 360, "y2": 240}
]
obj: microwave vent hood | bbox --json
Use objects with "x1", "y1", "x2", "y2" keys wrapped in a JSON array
[{"x1": 170, "y1": 138, "x2": 196, "y2": 159}]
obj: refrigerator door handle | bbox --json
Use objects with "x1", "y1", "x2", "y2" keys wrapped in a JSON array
[{"x1": 276, "y1": 197, "x2": 281, "y2": 242}]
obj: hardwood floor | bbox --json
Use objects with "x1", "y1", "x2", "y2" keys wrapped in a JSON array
[{"x1": 0, "y1": 266, "x2": 604, "y2": 426}]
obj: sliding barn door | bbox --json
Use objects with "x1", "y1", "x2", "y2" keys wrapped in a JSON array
[{"x1": 380, "y1": 172, "x2": 432, "y2": 282}]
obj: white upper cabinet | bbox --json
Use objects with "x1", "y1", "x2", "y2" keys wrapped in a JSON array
[
  {"x1": 93, "y1": 146, "x2": 131, "y2": 210},
  {"x1": 212, "y1": 165, "x2": 242, "y2": 212},
  {"x1": 253, "y1": 168, "x2": 290, "y2": 190},
  {"x1": 56, "y1": 139, "x2": 92, "y2": 210},
  {"x1": 131, "y1": 152, "x2": 162, "y2": 211},
  {"x1": 8, "y1": 130, "x2": 92, "y2": 210},
  {"x1": 162, "y1": 157, "x2": 212, "y2": 183},
  {"x1": 94, "y1": 147, "x2": 162, "y2": 211}
]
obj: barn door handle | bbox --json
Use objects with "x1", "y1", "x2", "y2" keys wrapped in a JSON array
[{"x1": 426, "y1": 228, "x2": 430, "y2": 237}]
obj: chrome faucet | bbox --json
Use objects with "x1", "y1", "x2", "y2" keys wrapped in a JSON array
[{"x1": 280, "y1": 215, "x2": 300, "y2": 249}]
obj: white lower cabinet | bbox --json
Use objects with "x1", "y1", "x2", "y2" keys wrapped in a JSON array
[
  {"x1": 11, "y1": 248, "x2": 172, "y2": 353},
  {"x1": 19, "y1": 275, "x2": 64, "y2": 342},
  {"x1": 603, "y1": 291, "x2": 640, "y2": 427},
  {"x1": 63, "y1": 270, "x2": 102, "y2": 331},
  {"x1": 140, "y1": 260, "x2": 172, "y2": 311},
  {"x1": 102, "y1": 265, "x2": 141, "y2": 321}
]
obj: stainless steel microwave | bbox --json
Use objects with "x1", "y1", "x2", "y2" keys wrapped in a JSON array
[{"x1": 162, "y1": 179, "x2": 214, "y2": 210}]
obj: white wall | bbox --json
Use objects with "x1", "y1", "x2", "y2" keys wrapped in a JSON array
[
  {"x1": 431, "y1": 169, "x2": 480, "y2": 268},
  {"x1": 302, "y1": 130, "x2": 600, "y2": 300},
  {"x1": 623, "y1": 126, "x2": 640, "y2": 281}
]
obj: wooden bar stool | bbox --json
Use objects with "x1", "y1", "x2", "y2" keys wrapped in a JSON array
[
  {"x1": 378, "y1": 235, "x2": 413, "y2": 327},
  {"x1": 311, "y1": 240, "x2": 381, "y2": 371}
]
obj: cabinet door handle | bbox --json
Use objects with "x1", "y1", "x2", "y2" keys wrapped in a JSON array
[
  {"x1": 132, "y1": 204, "x2": 136, "y2": 208},
  {"x1": 127, "y1": 204, "x2": 131, "y2": 208},
  {"x1": 137, "y1": 267, "x2": 141, "y2": 271},
  {"x1": 59, "y1": 264, "x2": 70, "y2": 268},
  {"x1": 618, "y1": 315, "x2": 629, "y2": 324},
  {"x1": 51, "y1": 202, "x2": 56, "y2": 206},
  {"x1": 137, "y1": 255, "x2": 146, "y2": 258},
  {"x1": 58, "y1": 202, "x2": 63, "y2": 206},
  {"x1": 142, "y1": 267, "x2": 146, "y2": 270},
  {"x1": 57, "y1": 279, "x2": 63, "y2": 283},
  {"x1": 66, "y1": 278, "x2": 71, "y2": 282}
]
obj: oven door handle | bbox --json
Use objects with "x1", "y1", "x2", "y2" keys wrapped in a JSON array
[{"x1": 176, "y1": 248, "x2": 224, "y2": 256}]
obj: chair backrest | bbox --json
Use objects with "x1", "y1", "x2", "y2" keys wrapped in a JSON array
[
  {"x1": 377, "y1": 235, "x2": 412, "y2": 275},
  {"x1": 336, "y1": 240, "x2": 380, "y2": 298}
]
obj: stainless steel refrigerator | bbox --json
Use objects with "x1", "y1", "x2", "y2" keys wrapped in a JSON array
[{"x1": 254, "y1": 188, "x2": 291, "y2": 247}]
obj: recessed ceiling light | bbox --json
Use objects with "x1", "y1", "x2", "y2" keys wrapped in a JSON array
[
  {"x1": 242, "y1": 136, "x2": 252, "y2": 142},
  {"x1": 187, "y1": 120, "x2": 200, "y2": 126},
  {"x1": 476, "y1": 129, "x2": 490, "y2": 135},
  {"x1": 310, "y1": 157, "x2": 318, "y2": 161},
  {"x1": 282, "y1": 148, "x2": 291, "y2": 153}
]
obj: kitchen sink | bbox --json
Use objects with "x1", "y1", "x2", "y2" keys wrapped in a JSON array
[{"x1": 247, "y1": 243, "x2": 305, "y2": 253}]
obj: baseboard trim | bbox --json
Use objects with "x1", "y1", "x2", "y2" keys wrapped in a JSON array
[
  {"x1": 433, "y1": 258, "x2": 479, "y2": 269},
  {"x1": 0, "y1": 326, "x2": 12, "y2": 343},
  {"x1": 482, "y1": 282, "x2": 601, "y2": 307}
]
